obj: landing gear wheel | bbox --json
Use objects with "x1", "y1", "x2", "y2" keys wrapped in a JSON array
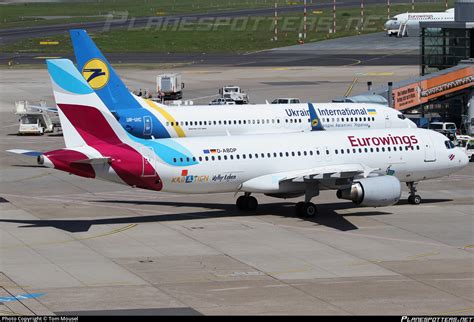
[
  {"x1": 236, "y1": 196, "x2": 247, "y2": 210},
  {"x1": 302, "y1": 202, "x2": 317, "y2": 217},
  {"x1": 408, "y1": 195, "x2": 422, "y2": 205},
  {"x1": 295, "y1": 202, "x2": 305, "y2": 216},
  {"x1": 406, "y1": 182, "x2": 421, "y2": 205},
  {"x1": 246, "y1": 196, "x2": 258, "y2": 211},
  {"x1": 236, "y1": 195, "x2": 258, "y2": 211},
  {"x1": 295, "y1": 202, "x2": 317, "y2": 217}
]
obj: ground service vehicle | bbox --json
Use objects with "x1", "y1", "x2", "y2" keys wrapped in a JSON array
[{"x1": 157, "y1": 73, "x2": 184, "y2": 100}]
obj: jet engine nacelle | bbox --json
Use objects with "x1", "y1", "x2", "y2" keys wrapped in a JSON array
[{"x1": 336, "y1": 176, "x2": 401, "y2": 207}]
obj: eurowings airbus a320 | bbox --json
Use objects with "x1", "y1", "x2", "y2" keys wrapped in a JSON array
[
  {"x1": 8, "y1": 60, "x2": 468, "y2": 217},
  {"x1": 384, "y1": 8, "x2": 454, "y2": 36}
]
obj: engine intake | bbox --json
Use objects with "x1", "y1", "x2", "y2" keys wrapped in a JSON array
[{"x1": 336, "y1": 176, "x2": 401, "y2": 207}]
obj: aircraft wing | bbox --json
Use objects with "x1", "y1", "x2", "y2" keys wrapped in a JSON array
[{"x1": 239, "y1": 163, "x2": 379, "y2": 193}]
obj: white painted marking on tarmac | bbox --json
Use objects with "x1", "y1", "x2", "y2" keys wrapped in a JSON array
[
  {"x1": 342, "y1": 59, "x2": 362, "y2": 67},
  {"x1": 430, "y1": 278, "x2": 474, "y2": 281},
  {"x1": 431, "y1": 307, "x2": 474, "y2": 316},
  {"x1": 1, "y1": 124, "x2": 21, "y2": 128},
  {"x1": 243, "y1": 48, "x2": 270, "y2": 55},
  {"x1": 264, "y1": 284, "x2": 289, "y2": 288},
  {"x1": 319, "y1": 280, "x2": 361, "y2": 285},
  {"x1": 209, "y1": 286, "x2": 251, "y2": 292},
  {"x1": 187, "y1": 94, "x2": 219, "y2": 101}
]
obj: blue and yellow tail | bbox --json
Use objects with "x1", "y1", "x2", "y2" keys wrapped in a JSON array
[
  {"x1": 308, "y1": 103, "x2": 324, "y2": 131},
  {"x1": 70, "y1": 29, "x2": 142, "y2": 113}
]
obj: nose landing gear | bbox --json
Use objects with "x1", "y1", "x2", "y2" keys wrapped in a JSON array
[{"x1": 407, "y1": 182, "x2": 422, "y2": 205}]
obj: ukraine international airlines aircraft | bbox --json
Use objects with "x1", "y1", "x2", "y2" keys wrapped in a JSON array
[
  {"x1": 8, "y1": 60, "x2": 468, "y2": 217},
  {"x1": 384, "y1": 8, "x2": 454, "y2": 36},
  {"x1": 69, "y1": 29, "x2": 415, "y2": 139}
]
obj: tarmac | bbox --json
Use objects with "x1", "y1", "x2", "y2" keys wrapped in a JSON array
[
  {"x1": 0, "y1": 0, "x2": 419, "y2": 45},
  {"x1": 0, "y1": 59, "x2": 473, "y2": 315},
  {"x1": 0, "y1": 32, "x2": 419, "y2": 67}
]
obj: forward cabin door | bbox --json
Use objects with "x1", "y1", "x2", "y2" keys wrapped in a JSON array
[
  {"x1": 385, "y1": 111, "x2": 391, "y2": 128},
  {"x1": 423, "y1": 134, "x2": 436, "y2": 162}
]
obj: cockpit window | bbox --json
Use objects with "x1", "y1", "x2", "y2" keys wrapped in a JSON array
[
  {"x1": 444, "y1": 140, "x2": 455, "y2": 149},
  {"x1": 397, "y1": 114, "x2": 406, "y2": 120}
]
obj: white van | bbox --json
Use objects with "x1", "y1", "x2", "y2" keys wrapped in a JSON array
[
  {"x1": 209, "y1": 98, "x2": 236, "y2": 105},
  {"x1": 429, "y1": 122, "x2": 457, "y2": 133},
  {"x1": 271, "y1": 98, "x2": 301, "y2": 104},
  {"x1": 429, "y1": 122, "x2": 457, "y2": 139},
  {"x1": 456, "y1": 135, "x2": 474, "y2": 161}
]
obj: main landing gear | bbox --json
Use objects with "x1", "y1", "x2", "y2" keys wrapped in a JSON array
[
  {"x1": 295, "y1": 182, "x2": 319, "y2": 217},
  {"x1": 295, "y1": 201, "x2": 317, "y2": 218},
  {"x1": 407, "y1": 182, "x2": 422, "y2": 205},
  {"x1": 236, "y1": 193, "x2": 258, "y2": 211},
  {"x1": 237, "y1": 183, "x2": 320, "y2": 217}
]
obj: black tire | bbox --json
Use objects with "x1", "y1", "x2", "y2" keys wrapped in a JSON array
[
  {"x1": 246, "y1": 196, "x2": 258, "y2": 211},
  {"x1": 236, "y1": 196, "x2": 247, "y2": 210},
  {"x1": 412, "y1": 195, "x2": 422, "y2": 205},
  {"x1": 295, "y1": 202, "x2": 305, "y2": 217},
  {"x1": 302, "y1": 203, "x2": 317, "y2": 217},
  {"x1": 408, "y1": 195, "x2": 422, "y2": 205}
]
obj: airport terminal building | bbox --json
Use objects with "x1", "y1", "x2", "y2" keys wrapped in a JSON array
[
  {"x1": 420, "y1": 0, "x2": 474, "y2": 76},
  {"x1": 361, "y1": 1, "x2": 474, "y2": 133},
  {"x1": 417, "y1": 0, "x2": 473, "y2": 133}
]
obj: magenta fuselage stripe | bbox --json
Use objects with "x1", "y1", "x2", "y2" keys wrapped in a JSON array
[{"x1": 58, "y1": 103, "x2": 163, "y2": 191}]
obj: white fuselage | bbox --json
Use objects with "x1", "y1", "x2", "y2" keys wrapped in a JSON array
[
  {"x1": 132, "y1": 98, "x2": 416, "y2": 139},
  {"x1": 85, "y1": 127, "x2": 467, "y2": 194},
  {"x1": 384, "y1": 9, "x2": 454, "y2": 35}
]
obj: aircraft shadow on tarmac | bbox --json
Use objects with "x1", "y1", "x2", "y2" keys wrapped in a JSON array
[{"x1": 0, "y1": 197, "x2": 451, "y2": 233}]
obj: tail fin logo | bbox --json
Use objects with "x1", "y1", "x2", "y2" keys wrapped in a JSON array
[{"x1": 82, "y1": 58, "x2": 109, "y2": 89}]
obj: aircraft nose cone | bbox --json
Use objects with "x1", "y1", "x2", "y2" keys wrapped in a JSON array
[{"x1": 457, "y1": 148, "x2": 469, "y2": 168}]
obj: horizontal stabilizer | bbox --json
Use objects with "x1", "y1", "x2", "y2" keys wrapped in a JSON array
[
  {"x1": 71, "y1": 157, "x2": 111, "y2": 165},
  {"x1": 6, "y1": 149, "x2": 43, "y2": 157}
]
